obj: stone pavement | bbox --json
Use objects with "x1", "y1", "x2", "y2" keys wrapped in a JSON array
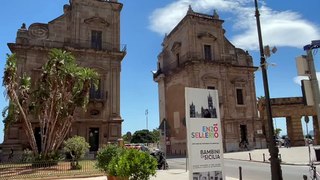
[
  {"x1": 61, "y1": 146, "x2": 318, "y2": 180},
  {"x1": 224, "y1": 145, "x2": 320, "y2": 165}
]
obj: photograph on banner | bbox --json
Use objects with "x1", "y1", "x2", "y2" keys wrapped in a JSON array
[
  {"x1": 193, "y1": 171, "x2": 223, "y2": 180},
  {"x1": 185, "y1": 87, "x2": 224, "y2": 180}
]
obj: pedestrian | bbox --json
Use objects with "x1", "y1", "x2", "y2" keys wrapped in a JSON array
[
  {"x1": 285, "y1": 137, "x2": 291, "y2": 148},
  {"x1": 288, "y1": 137, "x2": 291, "y2": 148},
  {"x1": 239, "y1": 140, "x2": 249, "y2": 151}
]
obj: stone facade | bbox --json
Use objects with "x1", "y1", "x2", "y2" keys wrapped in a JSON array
[
  {"x1": 1, "y1": 0, "x2": 125, "y2": 158},
  {"x1": 153, "y1": 7, "x2": 265, "y2": 155}
]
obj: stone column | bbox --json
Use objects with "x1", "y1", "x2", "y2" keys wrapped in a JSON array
[
  {"x1": 286, "y1": 116, "x2": 292, "y2": 140},
  {"x1": 287, "y1": 116, "x2": 304, "y2": 146}
]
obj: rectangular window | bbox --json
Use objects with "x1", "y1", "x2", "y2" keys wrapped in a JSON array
[
  {"x1": 176, "y1": 53, "x2": 180, "y2": 66},
  {"x1": 204, "y1": 45, "x2": 212, "y2": 60},
  {"x1": 91, "y1": 30, "x2": 102, "y2": 50},
  {"x1": 236, "y1": 88, "x2": 244, "y2": 105},
  {"x1": 207, "y1": 86, "x2": 215, "y2": 90},
  {"x1": 89, "y1": 79, "x2": 102, "y2": 99}
]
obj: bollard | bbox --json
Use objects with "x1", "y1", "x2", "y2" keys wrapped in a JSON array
[
  {"x1": 263, "y1": 153, "x2": 265, "y2": 162},
  {"x1": 239, "y1": 166, "x2": 242, "y2": 180},
  {"x1": 249, "y1": 153, "x2": 252, "y2": 161}
]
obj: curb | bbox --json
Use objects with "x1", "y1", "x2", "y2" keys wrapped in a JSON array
[{"x1": 225, "y1": 158, "x2": 319, "y2": 166}]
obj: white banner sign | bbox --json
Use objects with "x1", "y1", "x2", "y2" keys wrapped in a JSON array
[{"x1": 185, "y1": 87, "x2": 224, "y2": 180}]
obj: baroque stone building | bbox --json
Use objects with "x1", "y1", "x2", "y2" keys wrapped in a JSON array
[
  {"x1": 153, "y1": 7, "x2": 265, "y2": 154},
  {"x1": 1, "y1": 0, "x2": 125, "y2": 157}
]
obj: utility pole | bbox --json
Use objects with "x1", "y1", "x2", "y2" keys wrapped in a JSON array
[{"x1": 254, "y1": 0, "x2": 283, "y2": 179}]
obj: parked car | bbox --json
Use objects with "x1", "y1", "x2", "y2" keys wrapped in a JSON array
[{"x1": 124, "y1": 144, "x2": 150, "y2": 152}]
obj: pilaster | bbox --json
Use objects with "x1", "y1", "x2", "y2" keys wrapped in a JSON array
[{"x1": 287, "y1": 116, "x2": 304, "y2": 146}]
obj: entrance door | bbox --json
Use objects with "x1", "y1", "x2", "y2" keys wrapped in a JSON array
[
  {"x1": 240, "y1": 125, "x2": 248, "y2": 143},
  {"x1": 89, "y1": 128, "x2": 99, "y2": 151},
  {"x1": 34, "y1": 127, "x2": 41, "y2": 152}
]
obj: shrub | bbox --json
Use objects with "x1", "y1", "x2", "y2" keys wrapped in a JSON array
[
  {"x1": 64, "y1": 136, "x2": 90, "y2": 169},
  {"x1": 96, "y1": 145, "x2": 123, "y2": 173},
  {"x1": 21, "y1": 148, "x2": 34, "y2": 162},
  {"x1": 108, "y1": 148, "x2": 157, "y2": 180},
  {"x1": 32, "y1": 151, "x2": 64, "y2": 167}
]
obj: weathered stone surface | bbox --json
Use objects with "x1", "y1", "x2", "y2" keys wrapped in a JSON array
[
  {"x1": 1, "y1": 0, "x2": 125, "y2": 158},
  {"x1": 154, "y1": 8, "x2": 263, "y2": 154}
]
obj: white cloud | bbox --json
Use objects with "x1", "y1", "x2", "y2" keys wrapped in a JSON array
[
  {"x1": 148, "y1": 0, "x2": 242, "y2": 35},
  {"x1": 149, "y1": 0, "x2": 320, "y2": 50},
  {"x1": 232, "y1": 6, "x2": 320, "y2": 50}
]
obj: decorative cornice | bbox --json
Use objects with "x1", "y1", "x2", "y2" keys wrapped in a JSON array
[{"x1": 197, "y1": 32, "x2": 217, "y2": 40}]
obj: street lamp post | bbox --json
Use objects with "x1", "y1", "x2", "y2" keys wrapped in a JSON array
[{"x1": 254, "y1": 0, "x2": 283, "y2": 179}]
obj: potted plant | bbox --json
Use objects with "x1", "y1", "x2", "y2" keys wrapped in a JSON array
[
  {"x1": 108, "y1": 148, "x2": 157, "y2": 180},
  {"x1": 96, "y1": 145, "x2": 157, "y2": 180},
  {"x1": 96, "y1": 145, "x2": 124, "y2": 179},
  {"x1": 64, "y1": 136, "x2": 90, "y2": 170}
]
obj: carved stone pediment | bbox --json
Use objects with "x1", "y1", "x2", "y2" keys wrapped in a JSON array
[
  {"x1": 197, "y1": 32, "x2": 217, "y2": 40},
  {"x1": 28, "y1": 23, "x2": 49, "y2": 39},
  {"x1": 84, "y1": 17, "x2": 110, "y2": 27}
]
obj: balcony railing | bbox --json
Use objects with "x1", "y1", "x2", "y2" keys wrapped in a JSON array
[{"x1": 16, "y1": 38, "x2": 127, "y2": 53}]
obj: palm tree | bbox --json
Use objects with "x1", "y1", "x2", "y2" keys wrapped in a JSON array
[{"x1": 3, "y1": 49, "x2": 99, "y2": 158}]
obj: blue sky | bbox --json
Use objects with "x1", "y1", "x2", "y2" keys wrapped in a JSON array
[{"x1": 0, "y1": 0, "x2": 320, "y2": 143}]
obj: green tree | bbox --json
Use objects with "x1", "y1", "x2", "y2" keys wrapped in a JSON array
[
  {"x1": 131, "y1": 129, "x2": 155, "y2": 144},
  {"x1": 64, "y1": 136, "x2": 90, "y2": 169},
  {"x1": 274, "y1": 128, "x2": 282, "y2": 138},
  {"x1": 3, "y1": 49, "x2": 99, "y2": 157},
  {"x1": 122, "y1": 131, "x2": 132, "y2": 143},
  {"x1": 151, "y1": 129, "x2": 160, "y2": 143}
]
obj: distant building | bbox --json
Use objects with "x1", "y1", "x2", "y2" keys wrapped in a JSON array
[
  {"x1": 190, "y1": 103, "x2": 196, "y2": 118},
  {"x1": 153, "y1": 7, "x2": 265, "y2": 154},
  {"x1": 189, "y1": 94, "x2": 217, "y2": 118},
  {"x1": 1, "y1": 0, "x2": 126, "y2": 158}
]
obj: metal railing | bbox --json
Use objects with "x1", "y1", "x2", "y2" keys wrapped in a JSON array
[{"x1": 0, "y1": 159, "x2": 103, "y2": 179}]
